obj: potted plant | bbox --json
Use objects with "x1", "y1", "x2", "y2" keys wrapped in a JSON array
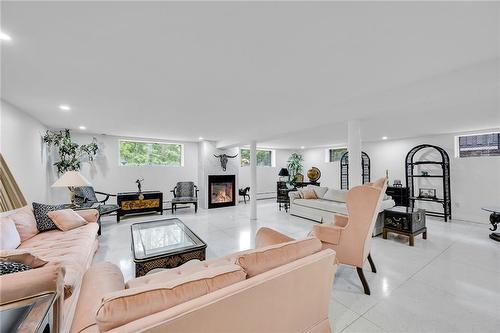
[
  {"x1": 43, "y1": 129, "x2": 99, "y2": 175},
  {"x1": 287, "y1": 152, "x2": 304, "y2": 186}
]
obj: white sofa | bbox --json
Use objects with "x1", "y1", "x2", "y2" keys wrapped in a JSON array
[{"x1": 289, "y1": 185, "x2": 395, "y2": 235}]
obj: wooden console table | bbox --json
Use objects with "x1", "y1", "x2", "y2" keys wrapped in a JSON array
[{"x1": 117, "y1": 191, "x2": 163, "y2": 222}]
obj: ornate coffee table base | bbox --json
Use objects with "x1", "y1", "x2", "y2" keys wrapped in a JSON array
[{"x1": 135, "y1": 248, "x2": 206, "y2": 277}]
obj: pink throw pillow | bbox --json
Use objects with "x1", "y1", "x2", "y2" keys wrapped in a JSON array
[
  {"x1": 0, "y1": 217, "x2": 21, "y2": 250},
  {"x1": 6, "y1": 206, "x2": 39, "y2": 242},
  {"x1": 302, "y1": 189, "x2": 318, "y2": 199},
  {"x1": 47, "y1": 209, "x2": 88, "y2": 231}
]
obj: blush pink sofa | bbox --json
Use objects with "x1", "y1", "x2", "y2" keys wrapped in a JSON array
[
  {"x1": 0, "y1": 206, "x2": 100, "y2": 333},
  {"x1": 70, "y1": 228, "x2": 337, "y2": 333}
]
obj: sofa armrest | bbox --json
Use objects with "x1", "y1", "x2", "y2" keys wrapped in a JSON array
[
  {"x1": 76, "y1": 209, "x2": 100, "y2": 223},
  {"x1": 255, "y1": 227, "x2": 295, "y2": 248},
  {"x1": 333, "y1": 214, "x2": 349, "y2": 227},
  {"x1": 71, "y1": 262, "x2": 124, "y2": 333},
  {"x1": 288, "y1": 191, "x2": 301, "y2": 202},
  {"x1": 310, "y1": 224, "x2": 344, "y2": 245},
  {"x1": 0, "y1": 264, "x2": 65, "y2": 305}
]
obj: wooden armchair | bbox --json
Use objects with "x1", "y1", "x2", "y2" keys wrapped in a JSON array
[{"x1": 310, "y1": 178, "x2": 387, "y2": 295}]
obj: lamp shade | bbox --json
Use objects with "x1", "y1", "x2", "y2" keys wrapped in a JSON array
[
  {"x1": 52, "y1": 171, "x2": 91, "y2": 187},
  {"x1": 278, "y1": 168, "x2": 289, "y2": 177}
]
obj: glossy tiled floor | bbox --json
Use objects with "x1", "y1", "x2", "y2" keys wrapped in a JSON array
[{"x1": 94, "y1": 200, "x2": 500, "y2": 333}]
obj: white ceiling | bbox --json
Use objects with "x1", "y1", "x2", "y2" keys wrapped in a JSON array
[{"x1": 1, "y1": 1, "x2": 499, "y2": 149}]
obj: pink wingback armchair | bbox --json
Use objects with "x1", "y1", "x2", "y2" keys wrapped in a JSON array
[{"x1": 309, "y1": 178, "x2": 387, "y2": 295}]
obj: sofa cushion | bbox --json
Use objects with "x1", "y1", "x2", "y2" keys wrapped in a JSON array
[
  {"x1": 236, "y1": 237, "x2": 322, "y2": 278},
  {"x1": 4, "y1": 206, "x2": 39, "y2": 242},
  {"x1": 19, "y1": 223, "x2": 99, "y2": 299},
  {"x1": 323, "y1": 188, "x2": 348, "y2": 202},
  {"x1": 301, "y1": 188, "x2": 317, "y2": 199},
  {"x1": 293, "y1": 198, "x2": 348, "y2": 215},
  {"x1": 306, "y1": 185, "x2": 329, "y2": 199},
  {"x1": 71, "y1": 262, "x2": 124, "y2": 333},
  {"x1": 0, "y1": 217, "x2": 21, "y2": 250},
  {"x1": 96, "y1": 264, "x2": 246, "y2": 332},
  {"x1": 47, "y1": 209, "x2": 88, "y2": 232},
  {"x1": 32, "y1": 202, "x2": 66, "y2": 232}
]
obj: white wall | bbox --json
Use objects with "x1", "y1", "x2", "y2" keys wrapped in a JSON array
[
  {"x1": 363, "y1": 130, "x2": 500, "y2": 224},
  {"x1": 300, "y1": 130, "x2": 500, "y2": 224},
  {"x1": 0, "y1": 100, "x2": 49, "y2": 204},
  {"x1": 197, "y1": 140, "x2": 239, "y2": 209},
  {"x1": 48, "y1": 133, "x2": 199, "y2": 205},
  {"x1": 302, "y1": 148, "x2": 341, "y2": 189},
  {"x1": 238, "y1": 148, "x2": 295, "y2": 199}
]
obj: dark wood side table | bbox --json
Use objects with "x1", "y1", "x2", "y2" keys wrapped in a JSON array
[
  {"x1": 117, "y1": 191, "x2": 163, "y2": 222},
  {"x1": 386, "y1": 186, "x2": 410, "y2": 206},
  {"x1": 383, "y1": 206, "x2": 427, "y2": 246},
  {"x1": 0, "y1": 293, "x2": 57, "y2": 333}
]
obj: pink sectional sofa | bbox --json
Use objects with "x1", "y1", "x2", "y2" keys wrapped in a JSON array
[
  {"x1": 0, "y1": 206, "x2": 100, "y2": 333},
  {"x1": 70, "y1": 228, "x2": 337, "y2": 333}
]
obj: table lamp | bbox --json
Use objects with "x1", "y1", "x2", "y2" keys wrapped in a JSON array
[
  {"x1": 278, "y1": 168, "x2": 289, "y2": 181},
  {"x1": 52, "y1": 171, "x2": 91, "y2": 204}
]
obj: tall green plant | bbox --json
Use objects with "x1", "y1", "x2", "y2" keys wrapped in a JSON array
[
  {"x1": 287, "y1": 152, "x2": 303, "y2": 185},
  {"x1": 43, "y1": 129, "x2": 98, "y2": 175}
]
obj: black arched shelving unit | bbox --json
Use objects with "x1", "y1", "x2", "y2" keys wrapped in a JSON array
[
  {"x1": 340, "y1": 151, "x2": 371, "y2": 190},
  {"x1": 405, "y1": 144, "x2": 451, "y2": 221}
]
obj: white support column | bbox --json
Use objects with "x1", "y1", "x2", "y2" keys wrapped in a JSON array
[
  {"x1": 348, "y1": 120, "x2": 362, "y2": 187},
  {"x1": 250, "y1": 140, "x2": 257, "y2": 220}
]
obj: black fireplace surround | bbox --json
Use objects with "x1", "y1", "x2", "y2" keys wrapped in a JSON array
[{"x1": 208, "y1": 175, "x2": 236, "y2": 209}]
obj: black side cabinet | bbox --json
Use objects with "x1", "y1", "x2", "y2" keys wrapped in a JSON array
[
  {"x1": 386, "y1": 186, "x2": 409, "y2": 206},
  {"x1": 117, "y1": 191, "x2": 163, "y2": 222},
  {"x1": 383, "y1": 206, "x2": 427, "y2": 246}
]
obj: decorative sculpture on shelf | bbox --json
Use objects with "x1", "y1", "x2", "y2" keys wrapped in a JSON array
[
  {"x1": 214, "y1": 153, "x2": 238, "y2": 171},
  {"x1": 136, "y1": 178, "x2": 144, "y2": 200},
  {"x1": 136, "y1": 178, "x2": 144, "y2": 193}
]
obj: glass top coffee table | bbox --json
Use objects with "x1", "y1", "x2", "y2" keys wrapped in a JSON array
[{"x1": 131, "y1": 218, "x2": 207, "y2": 277}]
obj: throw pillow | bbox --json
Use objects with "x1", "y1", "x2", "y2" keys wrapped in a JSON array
[
  {"x1": 0, "y1": 217, "x2": 21, "y2": 250},
  {"x1": 302, "y1": 189, "x2": 317, "y2": 199},
  {"x1": 32, "y1": 202, "x2": 66, "y2": 232},
  {"x1": 0, "y1": 250, "x2": 48, "y2": 268},
  {"x1": 47, "y1": 209, "x2": 88, "y2": 231},
  {"x1": 4, "y1": 206, "x2": 39, "y2": 242},
  {"x1": 0, "y1": 261, "x2": 32, "y2": 275}
]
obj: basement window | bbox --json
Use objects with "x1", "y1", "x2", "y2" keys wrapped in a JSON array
[
  {"x1": 240, "y1": 148, "x2": 275, "y2": 167},
  {"x1": 455, "y1": 132, "x2": 500, "y2": 158},
  {"x1": 119, "y1": 140, "x2": 184, "y2": 166},
  {"x1": 328, "y1": 148, "x2": 347, "y2": 162}
]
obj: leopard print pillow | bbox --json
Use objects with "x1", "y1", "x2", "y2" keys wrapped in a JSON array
[{"x1": 32, "y1": 202, "x2": 66, "y2": 232}]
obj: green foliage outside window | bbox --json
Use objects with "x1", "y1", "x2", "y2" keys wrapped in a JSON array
[
  {"x1": 120, "y1": 141, "x2": 182, "y2": 166},
  {"x1": 329, "y1": 148, "x2": 347, "y2": 162},
  {"x1": 240, "y1": 149, "x2": 273, "y2": 167}
]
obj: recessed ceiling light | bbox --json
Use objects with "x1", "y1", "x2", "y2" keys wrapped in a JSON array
[
  {"x1": 300, "y1": 146, "x2": 305, "y2": 149},
  {"x1": 382, "y1": 136, "x2": 388, "y2": 140},
  {"x1": 59, "y1": 104, "x2": 71, "y2": 111},
  {"x1": 198, "y1": 137, "x2": 204, "y2": 140},
  {"x1": 0, "y1": 31, "x2": 12, "y2": 41},
  {"x1": 79, "y1": 125, "x2": 86, "y2": 130}
]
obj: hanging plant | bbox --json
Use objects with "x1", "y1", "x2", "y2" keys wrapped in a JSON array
[
  {"x1": 43, "y1": 129, "x2": 98, "y2": 175},
  {"x1": 287, "y1": 152, "x2": 304, "y2": 186}
]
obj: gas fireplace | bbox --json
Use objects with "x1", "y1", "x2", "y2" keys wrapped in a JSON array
[{"x1": 208, "y1": 175, "x2": 236, "y2": 209}]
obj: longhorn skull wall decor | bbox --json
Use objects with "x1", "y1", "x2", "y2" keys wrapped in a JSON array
[{"x1": 214, "y1": 153, "x2": 238, "y2": 171}]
